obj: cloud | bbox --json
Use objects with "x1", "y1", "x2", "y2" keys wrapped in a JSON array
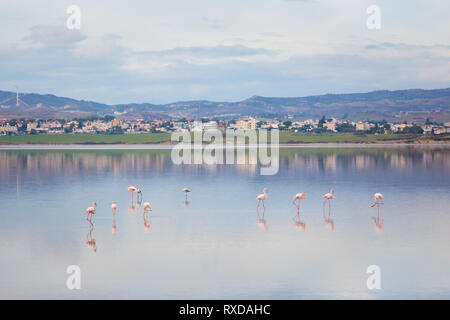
[
  {"x1": 136, "y1": 45, "x2": 276, "y2": 59},
  {"x1": 201, "y1": 16, "x2": 223, "y2": 30},
  {"x1": 23, "y1": 25, "x2": 86, "y2": 48},
  {"x1": 365, "y1": 42, "x2": 450, "y2": 51}
]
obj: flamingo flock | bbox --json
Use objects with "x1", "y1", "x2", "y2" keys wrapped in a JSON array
[
  {"x1": 84, "y1": 186, "x2": 385, "y2": 251},
  {"x1": 84, "y1": 186, "x2": 192, "y2": 247},
  {"x1": 254, "y1": 188, "x2": 385, "y2": 232}
]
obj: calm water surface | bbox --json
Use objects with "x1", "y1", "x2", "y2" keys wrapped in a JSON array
[{"x1": 0, "y1": 146, "x2": 449, "y2": 299}]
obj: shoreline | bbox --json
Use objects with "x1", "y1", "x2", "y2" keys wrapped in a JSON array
[{"x1": 1, "y1": 142, "x2": 450, "y2": 150}]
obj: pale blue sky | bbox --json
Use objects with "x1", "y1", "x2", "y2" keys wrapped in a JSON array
[{"x1": 0, "y1": 0, "x2": 449, "y2": 104}]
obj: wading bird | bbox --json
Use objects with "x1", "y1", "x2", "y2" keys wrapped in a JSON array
[
  {"x1": 128, "y1": 186, "x2": 137, "y2": 202},
  {"x1": 85, "y1": 202, "x2": 97, "y2": 221},
  {"x1": 143, "y1": 202, "x2": 152, "y2": 212},
  {"x1": 322, "y1": 190, "x2": 335, "y2": 231},
  {"x1": 135, "y1": 188, "x2": 143, "y2": 204},
  {"x1": 371, "y1": 193, "x2": 384, "y2": 232},
  {"x1": 182, "y1": 188, "x2": 190, "y2": 201},
  {"x1": 323, "y1": 189, "x2": 334, "y2": 211},
  {"x1": 256, "y1": 188, "x2": 268, "y2": 210},
  {"x1": 371, "y1": 193, "x2": 384, "y2": 207},
  {"x1": 292, "y1": 192, "x2": 306, "y2": 210}
]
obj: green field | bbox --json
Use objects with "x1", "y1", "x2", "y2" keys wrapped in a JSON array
[
  {"x1": 0, "y1": 133, "x2": 172, "y2": 144},
  {"x1": 0, "y1": 132, "x2": 431, "y2": 145}
]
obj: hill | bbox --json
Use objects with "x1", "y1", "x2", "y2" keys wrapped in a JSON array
[{"x1": 1, "y1": 88, "x2": 450, "y2": 121}]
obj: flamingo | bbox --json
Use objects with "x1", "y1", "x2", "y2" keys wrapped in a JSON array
[
  {"x1": 143, "y1": 202, "x2": 152, "y2": 212},
  {"x1": 323, "y1": 189, "x2": 334, "y2": 211},
  {"x1": 322, "y1": 190, "x2": 335, "y2": 231},
  {"x1": 256, "y1": 188, "x2": 268, "y2": 210},
  {"x1": 135, "y1": 188, "x2": 143, "y2": 204},
  {"x1": 85, "y1": 202, "x2": 97, "y2": 221},
  {"x1": 182, "y1": 188, "x2": 190, "y2": 201},
  {"x1": 111, "y1": 201, "x2": 117, "y2": 211},
  {"x1": 371, "y1": 193, "x2": 384, "y2": 232},
  {"x1": 371, "y1": 193, "x2": 384, "y2": 207},
  {"x1": 128, "y1": 186, "x2": 137, "y2": 202},
  {"x1": 292, "y1": 192, "x2": 306, "y2": 209}
]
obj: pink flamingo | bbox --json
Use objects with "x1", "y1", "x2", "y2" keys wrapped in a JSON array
[
  {"x1": 128, "y1": 186, "x2": 137, "y2": 202},
  {"x1": 323, "y1": 189, "x2": 334, "y2": 211},
  {"x1": 371, "y1": 193, "x2": 384, "y2": 232},
  {"x1": 323, "y1": 190, "x2": 335, "y2": 231},
  {"x1": 143, "y1": 202, "x2": 152, "y2": 212},
  {"x1": 85, "y1": 201, "x2": 97, "y2": 221},
  {"x1": 292, "y1": 192, "x2": 306, "y2": 210},
  {"x1": 256, "y1": 188, "x2": 268, "y2": 210},
  {"x1": 371, "y1": 193, "x2": 384, "y2": 207}
]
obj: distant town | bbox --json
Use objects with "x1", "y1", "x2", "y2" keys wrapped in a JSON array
[{"x1": 1, "y1": 116, "x2": 450, "y2": 136}]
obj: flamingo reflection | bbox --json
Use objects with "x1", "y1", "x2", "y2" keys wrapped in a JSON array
[
  {"x1": 111, "y1": 201, "x2": 117, "y2": 234},
  {"x1": 143, "y1": 202, "x2": 152, "y2": 231},
  {"x1": 256, "y1": 210, "x2": 268, "y2": 232},
  {"x1": 85, "y1": 212, "x2": 97, "y2": 252},
  {"x1": 371, "y1": 193, "x2": 384, "y2": 232}
]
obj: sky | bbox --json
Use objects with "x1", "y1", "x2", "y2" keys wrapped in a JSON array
[{"x1": 0, "y1": 0, "x2": 449, "y2": 104}]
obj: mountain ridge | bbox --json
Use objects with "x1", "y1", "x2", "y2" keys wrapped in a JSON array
[{"x1": 1, "y1": 87, "x2": 450, "y2": 122}]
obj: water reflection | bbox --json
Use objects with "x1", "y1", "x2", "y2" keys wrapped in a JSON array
[
  {"x1": 2, "y1": 147, "x2": 448, "y2": 182},
  {"x1": 112, "y1": 206, "x2": 117, "y2": 235},
  {"x1": 1, "y1": 146, "x2": 450, "y2": 299},
  {"x1": 85, "y1": 214, "x2": 97, "y2": 253},
  {"x1": 143, "y1": 210, "x2": 152, "y2": 232}
]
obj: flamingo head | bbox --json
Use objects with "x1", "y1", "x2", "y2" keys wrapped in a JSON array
[{"x1": 263, "y1": 188, "x2": 268, "y2": 193}]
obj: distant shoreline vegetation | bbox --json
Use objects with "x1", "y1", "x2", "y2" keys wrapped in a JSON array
[{"x1": 0, "y1": 132, "x2": 449, "y2": 145}]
